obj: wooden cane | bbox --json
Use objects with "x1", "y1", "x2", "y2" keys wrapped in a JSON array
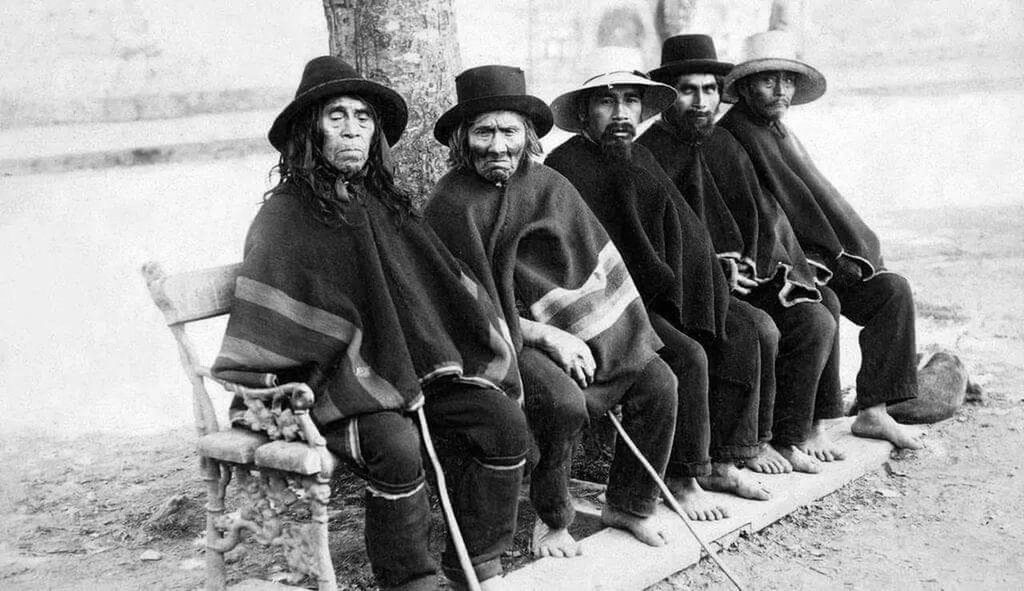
[
  {"x1": 415, "y1": 407, "x2": 482, "y2": 591},
  {"x1": 606, "y1": 411, "x2": 746, "y2": 591}
]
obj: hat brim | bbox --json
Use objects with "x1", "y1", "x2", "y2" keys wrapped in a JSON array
[
  {"x1": 268, "y1": 78, "x2": 409, "y2": 151},
  {"x1": 721, "y1": 58, "x2": 826, "y2": 105},
  {"x1": 432, "y1": 95, "x2": 553, "y2": 145},
  {"x1": 551, "y1": 81, "x2": 678, "y2": 134},
  {"x1": 648, "y1": 59, "x2": 733, "y2": 83}
]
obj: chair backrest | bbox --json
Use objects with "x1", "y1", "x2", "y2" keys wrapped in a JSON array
[{"x1": 142, "y1": 260, "x2": 241, "y2": 436}]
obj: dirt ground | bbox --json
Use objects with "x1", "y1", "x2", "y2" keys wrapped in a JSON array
[{"x1": 1, "y1": 204, "x2": 1021, "y2": 590}]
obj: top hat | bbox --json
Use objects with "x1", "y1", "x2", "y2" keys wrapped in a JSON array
[
  {"x1": 433, "y1": 65, "x2": 553, "y2": 144},
  {"x1": 648, "y1": 34, "x2": 733, "y2": 83},
  {"x1": 550, "y1": 70, "x2": 678, "y2": 134},
  {"x1": 721, "y1": 31, "x2": 826, "y2": 105},
  {"x1": 268, "y1": 56, "x2": 408, "y2": 152}
]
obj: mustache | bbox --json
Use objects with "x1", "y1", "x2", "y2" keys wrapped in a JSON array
[{"x1": 602, "y1": 122, "x2": 636, "y2": 138}]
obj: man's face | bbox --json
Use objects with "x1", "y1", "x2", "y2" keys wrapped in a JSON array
[
  {"x1": 584, "y1": 86, "x2": 643, "y2": 160},
  {"x1": 320, "y1": 95, "x2": 376, "y2": 176},
  {"x1": 665, "y1": 73, "x2": 720, "y2": 137},
  {"x1": 738, "y1": 71, "x2": 796, "y2": 121},
  {"x1": 467, "y1": 110, "x2": 527, "y2": 184}
]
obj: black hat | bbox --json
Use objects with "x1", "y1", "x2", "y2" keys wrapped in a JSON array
[
  {"x1": 648, "y1": 34, "x2": 733, "y2": 83},
  {"x1": 433, "y1": 65, "x2": 553, "y2": 144},
  {"x1": 268, "y1": 56, "x2": 408, "y2": 152}
]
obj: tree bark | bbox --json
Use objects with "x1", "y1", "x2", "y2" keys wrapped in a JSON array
[{"x1": 322, "y1": 0, "x2": 461, "y2": 201}]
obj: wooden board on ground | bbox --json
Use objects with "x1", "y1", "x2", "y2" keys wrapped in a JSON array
[{"x1": 505, "y1": 418, "x2": 919, "y2": 590}]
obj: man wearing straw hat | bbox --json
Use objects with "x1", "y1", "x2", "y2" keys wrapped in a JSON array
[
  {"x1": 719, "y1": 31, "x2": 922, "y2": 450},
  {"x1": 426, "y1": 65, "x2": 679, "y2": 557},
  {"x1": 545, "y1": 68, "x2": 779, "y2": 517},
  {"x1": 641, "y1": 34, "x2": 842, "y2": 473},
  {"x1": 212, "y1": 56, "x2": 530, "y2": 591}
]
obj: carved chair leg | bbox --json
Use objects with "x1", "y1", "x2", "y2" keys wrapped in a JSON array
[
  {"x1": 202, "y1": 457, "x2": 230, "y2": 591},
  {"x1": 305, "y1": 476, "x2": 338, "y2": 591}
]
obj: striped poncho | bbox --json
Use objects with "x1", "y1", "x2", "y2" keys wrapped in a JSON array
[
  {"x1": 212, "y1": 181, "x2": 520, "y2": 426},
  {"x1": 425, "y1": 160, "x2": 663, "y2": 407}
]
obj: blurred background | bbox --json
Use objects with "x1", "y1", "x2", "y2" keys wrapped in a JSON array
[{"x1": 0, "y1": 0, "x2": 1021, "y2": 436}]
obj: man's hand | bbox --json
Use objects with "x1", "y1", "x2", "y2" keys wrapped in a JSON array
[
  {"x1": 733, "y1": 274, "x2": 759, "y2": 295},
  {"x1": 520, "y1": 318, "x2": 596, "y2": 389}
]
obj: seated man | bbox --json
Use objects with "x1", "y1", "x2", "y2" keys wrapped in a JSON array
[
  {"x1": 212, "y1": 56, "x2": 529, "y2": 591},
  {"x1": 641, "y1": 34, "x2": 839, "y2": 472},
  {"x1": 545, "y1": 69, "x2": 778, "y2": 511},
  {"x1": 718, "y1": 31, "x2": 922, "y2": 449},
  {"x1": 426, "y1": 65, "x2": 679, "y2": 556}
]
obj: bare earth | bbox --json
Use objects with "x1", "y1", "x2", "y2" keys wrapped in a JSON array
[{"x1": 0, "y1": 203, "x2": 1021, "y2": 590}]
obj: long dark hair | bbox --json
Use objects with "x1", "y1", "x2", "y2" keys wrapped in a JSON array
[{"x1": 268, "y1": 97, "x2": 419, "y2": 226}]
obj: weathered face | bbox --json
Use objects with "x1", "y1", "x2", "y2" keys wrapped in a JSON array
[
  {"x1": 583, "y1": 85, "x2": 643, "y2": 140},
  {"x1": 665, "y1": 73, "x2": 720, "y2": 132},
  {"x1": 320, "y1": 95, "x2": 376, "y2": 176},
  {"x1": 739, "y1": 71, "x2": 796, "y2": 121},
  {"x1": 467, "y1": 110, "x2": 527, "y2": 184}
]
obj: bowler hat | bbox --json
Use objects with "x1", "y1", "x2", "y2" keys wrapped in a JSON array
[
  {"x1": 268, "y1": 56, "x2": 408, "y2": 152},
  {"x1": 550, "y1": 70, "x2": 677, "y2": 134},
  {"x1": 722, "y1": 31, "x2": 826, "y2": 105},
  {"x1": 433, "y1": 65, "x2": 553, "y2": 144},
  {"x1": 648, "y1": 34, "x2": 733, "y2": 83}
]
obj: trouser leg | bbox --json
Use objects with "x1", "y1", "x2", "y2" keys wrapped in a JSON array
[
  {"x1": 603, "y1": 356, "x2": 678, "y2": 516},
  {"x1": 323, "y1": 412, "x2": 436, "y2": 589},
  {"x1": 706, "y1": 298, "x2": 777, "y2": 460},
  {"x1": 747, "y1": 290, "x2": 838, "y2": 446},
  {"x1": 423, "y1": 382, "x2": 529, "y2": 585},
  {"x1": 649, "y1": 312, "x2": 712, "y2": 478},
  {"x1": 519, "y1": 346, "x2": 589, "y2": 531},
  {"x1": 832, "y1": 272, "x2": 918, "y2": 407},
  {"x1": 813, "y1": 286, "x2": 844, "y2": 421}
]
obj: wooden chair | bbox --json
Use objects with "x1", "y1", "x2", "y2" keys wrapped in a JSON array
[{"x1": 142, "y1": 261, "x2": 339, "y2": 591}]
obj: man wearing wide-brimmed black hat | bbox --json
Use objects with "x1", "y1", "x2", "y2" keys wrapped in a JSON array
[
  {"x1": 213, "y1": 56, "x2": 531, "y2": 591},
  {"x1": 641, "y1": 34, "x2": 848, "y2": 474},
  {"x1": 719, "y1": 32, "x2": 923, "y2": 451},
  {"x1": 426, "y1": 65, "x2": 679, "y2": 557}
]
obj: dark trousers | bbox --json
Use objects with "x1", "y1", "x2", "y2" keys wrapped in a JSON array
[
  {"x1": 745, "y1": 288, "x2": 839, "y2": 446},
  {"x1": 829, "y1": 272, "x2": 919, "y2": 408},
  {"x1": 323, "y1": 382, "x2": 528, "y2": 588},
  {"x1": 652, "y1": 300, "x2": 774, "y2": 474},
  {"x1": 521, "y1": 347, "x2": 678, "y2": 527}
]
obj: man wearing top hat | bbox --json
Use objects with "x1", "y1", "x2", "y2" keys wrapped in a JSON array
[
  {"x1": 425, "y1": 65, "x2": 680, "y2": 556},
  {"x1": 212, "y1": 55, "x2": 531, "y2": 591},
  {"x1": 545, "y1": 69, "x2": 779, "y2": 519},
  {"x1": 640, "y1": 34, "x2": 844, "y2": 473},
  {"x1": 718, "y1": 32, "x2": 922, "y2": 450}
]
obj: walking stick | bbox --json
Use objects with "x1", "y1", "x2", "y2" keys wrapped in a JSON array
[
  {"x1": 415, "y1": 407, "x2": 482, "y2": 591},
  {"x1": 605, "y1": 411, "x2": 746, "y2": 591}
]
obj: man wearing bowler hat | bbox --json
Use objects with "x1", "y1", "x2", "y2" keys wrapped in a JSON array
[
  {"x1": 718, "y1": 32, "x2": 922, "y2": 450},
  {"x1": 641, "y1": 34, "x2": 844, "y2": 473},
  {"x1": 213, "y1": 55, "x2": 530, "y2": 591},
  {"x1": 426, "y1": 65, "x2": 680, "y2": 556},
  {"x1": 545, "y1": 68, "x2": 780, "y2": 517}
]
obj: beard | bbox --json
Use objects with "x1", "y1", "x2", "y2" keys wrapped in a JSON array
[
  {"x1": 599, "y1": 122, "x2": 636, "y2": 162},
  {"x1": 665, "y1": 106, "x2": 717, "y2": 140},
  {"x1": 749, "y1": 96, "x2": 790, "y2": 121}
]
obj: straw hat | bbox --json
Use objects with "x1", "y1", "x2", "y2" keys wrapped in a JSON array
[
  {"x1": 550, "y1": 70, "x2": 677, "y2": 134},
  {"x1": 722, "y1": 31, "x2": 826, "y2": 105}
]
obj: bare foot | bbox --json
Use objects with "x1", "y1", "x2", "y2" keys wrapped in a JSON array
[
  {"x1": 666, "y1": 476, "x2": 728, "y2": 520},
  {"x1": 778, "y1": 445, "x2": 821, "y2": 473},
  {"x1": 799, "y1": 421, "x2": 847, "y2": 462},
  {"x1": 600, "y1": 505, "x2": 670, "y2": 546},
  {"x1": 531, "y1": 520, "x2": 582, "y2": 558},
  {"x1": 697, "y1": 462, "x2": 770, "y2": 501},
  {"x1": 744, "y1": 442, "x2": 793, "y2": 474},
  {"x1": 852, "y1": 404, "x2": 923, "y2": 449}
]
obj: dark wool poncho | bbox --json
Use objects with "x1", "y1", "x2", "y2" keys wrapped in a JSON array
[
  {"x1": 545, "y1": 135, "x2": 728, "y2": 346},
  {"x1": 719, "y1": 101, "x2": 884, "y2": 279},
  {"x1": 639, "y1": 121, "x2": 821, "y2": 306},
  {"x1": 212, "y1": 182, "x2": 521, "y2": 426},
  {"x1": 425, "y1": 160, "x2": 663, "y2": 405}
]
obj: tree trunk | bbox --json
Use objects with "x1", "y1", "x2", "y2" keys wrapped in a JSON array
[{"x1": 322, "y1": 0, "x2": 461, "y2": 201}]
